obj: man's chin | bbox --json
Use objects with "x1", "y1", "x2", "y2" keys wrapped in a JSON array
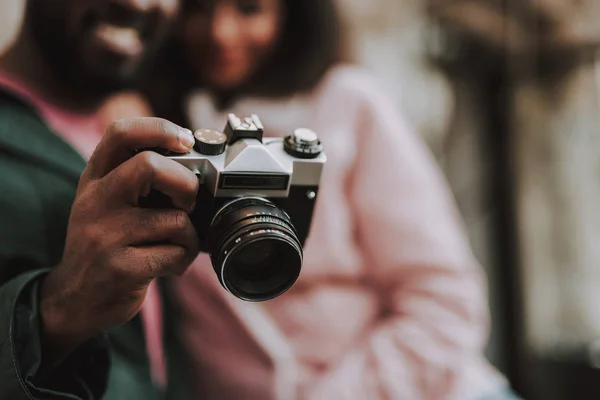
[
  {"x1": 81, "y1": 74, "x2": 138, "y2": 100},
  {"x1": 53, "y1": 51, "x2": 147, "y2": 103},
  {"x1": 87, "y1": 64, "x2": 142, "y2": 93},
  {"x1": 82, "y1": 48, "x2": 145, "y2": 88},
  {"x1": 34, "y1": 41, "x2": 144, "y2": 102}
]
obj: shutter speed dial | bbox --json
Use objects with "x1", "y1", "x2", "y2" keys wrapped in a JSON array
[
  {"x1": 283, "y1": 128, "x2": 323, "y2": 159},
  {"x1": 194, "y1": 128, "x2": 227, "y2": 155}
]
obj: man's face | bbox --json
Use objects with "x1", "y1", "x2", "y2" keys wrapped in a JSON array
[{"x1": 28, "y1": 0, "x2": 180, "y2": 94}]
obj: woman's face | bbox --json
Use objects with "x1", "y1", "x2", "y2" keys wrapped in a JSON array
[{"x1": 183, "y1": 0, "x2": 283, "y2": 91}]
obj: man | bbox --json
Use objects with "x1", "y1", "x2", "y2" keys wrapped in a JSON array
[{"x1": 0, "y1": 0, "x2": 201, "y2": 398}]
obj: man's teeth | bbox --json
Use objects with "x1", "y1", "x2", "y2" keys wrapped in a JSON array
[{"x1": 95, "y1": 24, "x2": 142, "y2": 52}]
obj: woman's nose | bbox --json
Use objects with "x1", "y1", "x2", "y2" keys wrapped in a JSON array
[{"x1": 211, "y1": 6, "x2": 241, "y2": 46}]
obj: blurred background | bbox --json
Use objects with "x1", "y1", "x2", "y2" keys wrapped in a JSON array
[{"x1": 4, "y1": 0, "x2": 600, "y2": 398}]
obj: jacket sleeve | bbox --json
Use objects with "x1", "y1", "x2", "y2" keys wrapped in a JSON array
[
  {"x1": 0, "y1": 270, "x2": 110, "y2": 399},
  {"x1": 0, "y1": 178, "x2": 110, "y2": 399},
  {"x1": 304, "y1": 74, "x2": 505, "y2": 400}
]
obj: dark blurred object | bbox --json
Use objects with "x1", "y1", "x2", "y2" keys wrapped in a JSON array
[
  {"x1": 526, "y1": 345, "x2": 600, "y2": 400},
  {"x1": 427, "y1": 0, "x2": 600, "y2": 54},
  {"x1": 426, "y1": 0, "x2": 600, "y2": 81}
]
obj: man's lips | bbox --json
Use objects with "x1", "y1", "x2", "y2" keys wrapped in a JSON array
[
  {"x1": 83, "y1": 2, "x2": 159, "y2": 58},
  {"x1": 208, "y1": 51, "x2": 245, "y2": 68},
  {"x1": 91, "y1": 23, "x2": 144, "y2": 57}
]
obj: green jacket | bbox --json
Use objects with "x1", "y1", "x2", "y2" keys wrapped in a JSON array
[{"x1": 0, "y1": 90, "x2": 192, "y2": 399}]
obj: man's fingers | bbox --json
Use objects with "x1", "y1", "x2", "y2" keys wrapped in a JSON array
[
  {"x1": 115, "y1": 208, "x2": 199, "y2": 253},
  {"x1": 103, "y1": 150, "x2": 199, "y2": 213},
  {"x1": 84, "y1": 118, "x2": 195, "y2": 181},
  {"x1": 112, "y1": 208, "x2": 200, "y2": 282},
  {"x1": 129, "y1": 244, "x2": 198, "y2": 280}
]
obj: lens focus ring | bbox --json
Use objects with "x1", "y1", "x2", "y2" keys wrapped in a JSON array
[{"x1": 208, "y1": 197, "x2": 303, "y2": 302}]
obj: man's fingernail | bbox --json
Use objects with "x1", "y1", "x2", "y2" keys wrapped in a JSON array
[{"x1": 179, "y1": 128, "x2": 195, "y2": 149}]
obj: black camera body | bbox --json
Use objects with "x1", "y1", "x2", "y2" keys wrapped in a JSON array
[{"x1": 147, "y1": 113, "x2": 326, "y2": 302}]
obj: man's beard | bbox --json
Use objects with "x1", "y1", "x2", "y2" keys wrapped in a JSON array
[{"x1": 27, "y1": 3, "x2": 150, "y2": 101}]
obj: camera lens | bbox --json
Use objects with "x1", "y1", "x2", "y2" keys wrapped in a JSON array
[
  {"x1": 234, "y1": 241, "x2": 278, "y2": 281},
  {"x1": 208, "y1": 197, "x2": 302, "y2": 302}
]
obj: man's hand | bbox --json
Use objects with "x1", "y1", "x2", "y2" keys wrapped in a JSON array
[{"x1": 39, "y1": 118, "x2": 200, "y2": 364}]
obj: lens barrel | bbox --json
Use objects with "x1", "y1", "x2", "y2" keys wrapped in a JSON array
[{"x1": 208, "y1": 197, "x2": 302, "y2": 302}]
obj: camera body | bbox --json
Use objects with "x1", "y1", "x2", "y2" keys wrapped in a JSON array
[{"x1": 149, "y1": 113, "x2": 326, "y2": 301}]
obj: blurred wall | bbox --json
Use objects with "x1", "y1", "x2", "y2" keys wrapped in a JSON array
[
  {"x1": 511, "y1": 54, "x2": 600, "y2": 359},
  {"x1": 339, "y1": 0, "x2": 453, "y2": 157}
]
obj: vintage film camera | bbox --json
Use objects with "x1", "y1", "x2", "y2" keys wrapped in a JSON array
[{"x1": 145, "y1": 113, "x2": 326, "y2": 302}]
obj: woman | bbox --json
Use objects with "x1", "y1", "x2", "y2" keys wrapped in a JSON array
[{"x1": 142, "y1": 0, "x2": 515, "y2": 398}]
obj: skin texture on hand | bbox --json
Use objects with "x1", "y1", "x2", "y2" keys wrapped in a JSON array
[{"x1": 39, "y1": 117, "x2": 200, "y2": 365}]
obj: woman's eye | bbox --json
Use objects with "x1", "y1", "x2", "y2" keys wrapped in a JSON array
[
  {"x1": 237, "y1": 0, "x2": 262, "y2": 15},
  {"x1": 187, "y1": 0, "x2": 215, "y2": 14}
]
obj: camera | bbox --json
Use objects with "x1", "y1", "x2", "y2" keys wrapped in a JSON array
[{"x1": 143, "y1": 113, "x2": 326, "y2": 302}]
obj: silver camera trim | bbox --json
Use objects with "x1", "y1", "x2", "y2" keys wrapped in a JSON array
[{"x1": 169, "y1": 137, "x2": 326, "y2": 198}]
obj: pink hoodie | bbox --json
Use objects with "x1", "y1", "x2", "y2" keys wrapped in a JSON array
[{"x1": 172, "y1": 65, "x2": 508, "y2": 400}]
